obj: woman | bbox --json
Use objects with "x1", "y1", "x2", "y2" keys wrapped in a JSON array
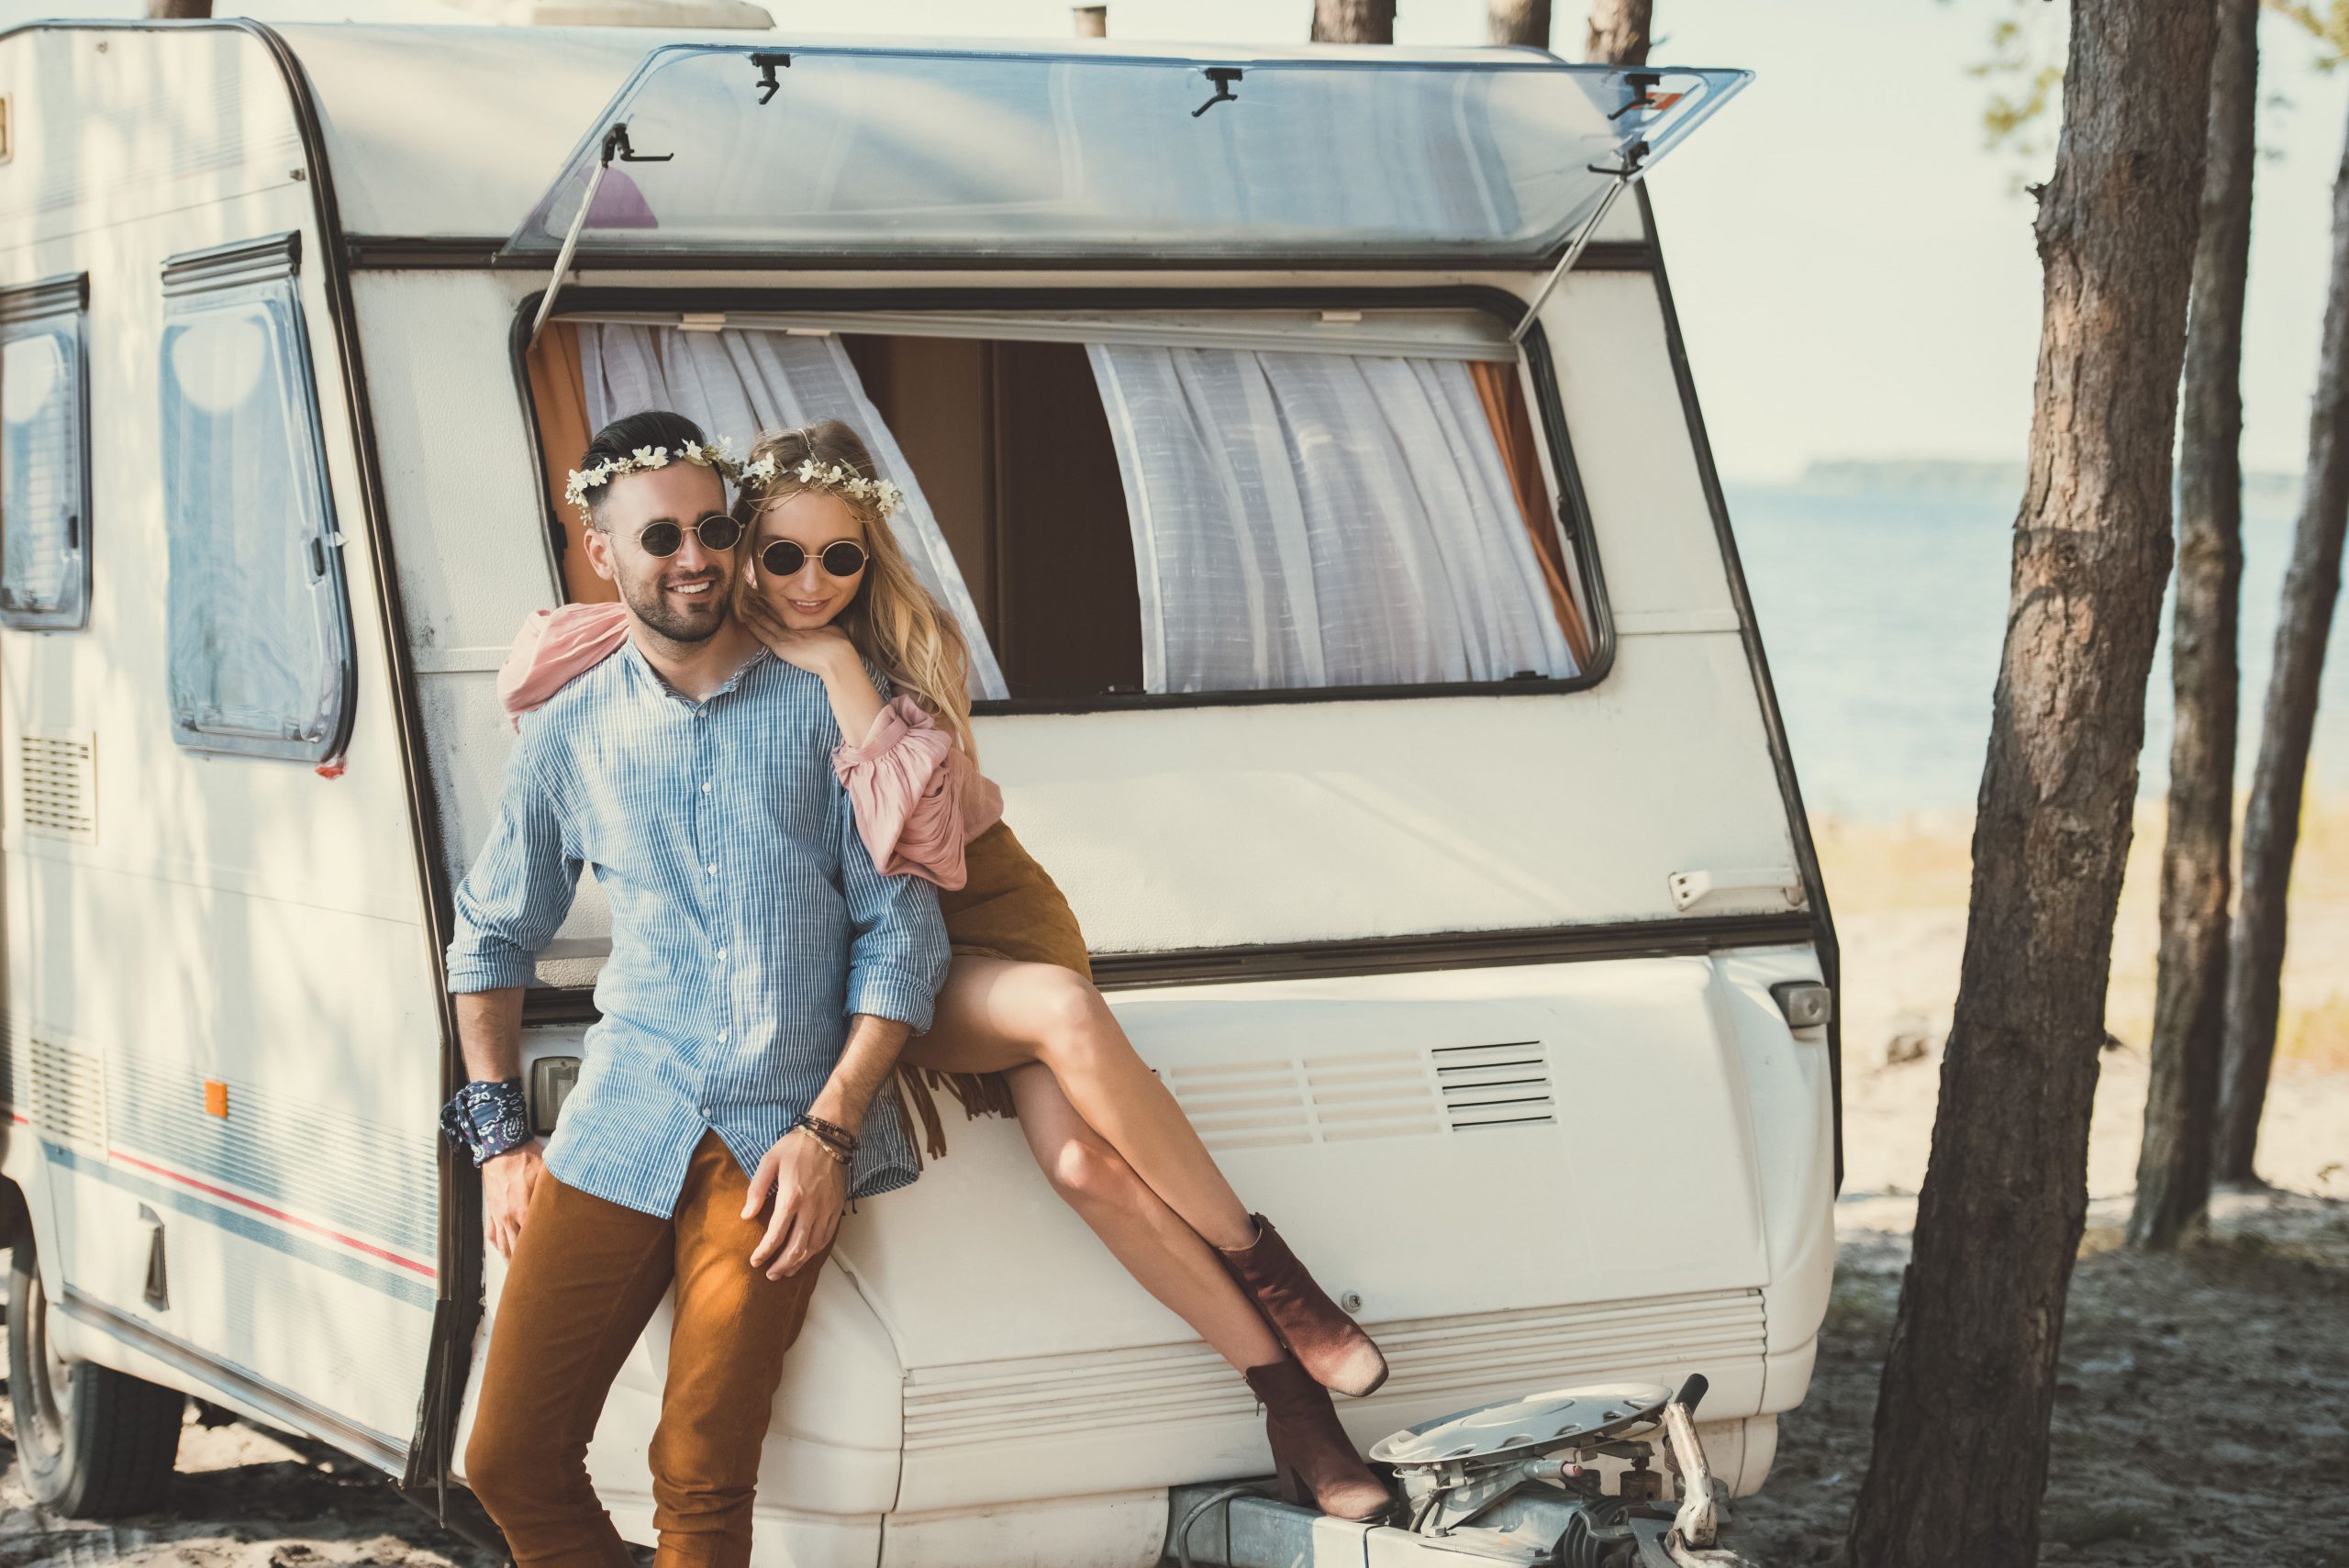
[{"x1": 506, "y1": 417, "x2": 1390, "y2": 1520}]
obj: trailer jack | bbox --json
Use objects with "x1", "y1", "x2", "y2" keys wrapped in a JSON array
[{"x1": 1168, "y1": 1376, "x2": 1750, "y2": 1568}]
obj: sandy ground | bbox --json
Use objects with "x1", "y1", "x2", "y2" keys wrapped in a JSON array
[{"x1": 0, "y1": 804, "x2": 2343, "y2": 1566}]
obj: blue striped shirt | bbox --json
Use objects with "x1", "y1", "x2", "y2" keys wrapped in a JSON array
[{"x1": 444, "y1": 639, "x2": 950, "y2": 1217}]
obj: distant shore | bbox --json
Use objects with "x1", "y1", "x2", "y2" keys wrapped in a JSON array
[{"x1": 1815, "y1": 795, "x2": 2349, "y2": 1203}]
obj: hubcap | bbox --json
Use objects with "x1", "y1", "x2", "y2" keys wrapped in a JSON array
[{"x1": 20, "y1": 1268, "x2": 74, "y2": 1459}]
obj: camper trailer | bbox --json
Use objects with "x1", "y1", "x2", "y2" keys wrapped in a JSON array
[{"x1": 0, "y1": 16, "x2": 1838, "y2": 1567}]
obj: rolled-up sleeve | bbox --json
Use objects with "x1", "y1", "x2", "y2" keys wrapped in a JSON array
[
  {"x1": 835, "y1": 771, "x2": 951, "y2": 1030},
  {"x1": 446, "y1": 739, "x2": 582, "y2": 995}
]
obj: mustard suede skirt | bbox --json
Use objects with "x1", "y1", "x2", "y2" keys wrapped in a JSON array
[
  {"x1": 895, "y1": 820, "x2": 1093, "y2": 1160},
  {"x1": 938, "y1": 820, "x2": 1095, "y2": 980}
]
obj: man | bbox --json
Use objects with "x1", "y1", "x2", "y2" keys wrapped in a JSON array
[{"x1": 438, "y1": 409, "x2": 949, "y2": 1568}]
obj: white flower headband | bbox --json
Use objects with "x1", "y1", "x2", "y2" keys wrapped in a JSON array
[
  {"x1": 739, "y1": 455, "x2": 907, "y2": 519},
  {"x1": 562, "y1": 437, "x2": 741, "y2": 514}
]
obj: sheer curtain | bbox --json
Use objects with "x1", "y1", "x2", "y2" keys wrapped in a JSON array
[
  {"x1": 1086, "y1": 345, "x2": 1576, "y2": 694},
  {"x1": 579, "y1": 324, "x2": 1008, "y2": 700}
]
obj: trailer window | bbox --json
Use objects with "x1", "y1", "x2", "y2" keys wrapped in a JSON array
[
  {"x1": 536, "y1": 312, "x2": 1596, "y2": 707},
  {"x1": 159, "y1": 235, "x2": 354, "y2": 762},
  {"x1": 0, "y1": 276, "x2": 91, "y2": 632}
]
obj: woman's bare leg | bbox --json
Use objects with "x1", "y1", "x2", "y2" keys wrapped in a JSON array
[
  {"x1": 1000, "y1": 1062, "x2": 1282, "y2": 1373},
  {"x1": 903, "y1": 956, "x2": 1256, "y2": 1250}
]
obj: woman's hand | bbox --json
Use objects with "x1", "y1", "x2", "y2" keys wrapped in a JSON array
[
  {"x1": 741, "y1": 591, "x2": 886, "y2": 741},
  {"x1": 741, "y1": 594, "x2": 860, "y2": 678}
]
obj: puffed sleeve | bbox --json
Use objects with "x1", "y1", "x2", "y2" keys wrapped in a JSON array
[
  {"x1": 833, "y1": 695, "x2": 972, "y2": 890},
  {"x1": 496, "y1": 602, "x2": 630, "y2": 729}
]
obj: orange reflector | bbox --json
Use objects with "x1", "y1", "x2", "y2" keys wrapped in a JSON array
[{"x1": 204, "y1": 1080, "x2": 229, "y2": 1118}]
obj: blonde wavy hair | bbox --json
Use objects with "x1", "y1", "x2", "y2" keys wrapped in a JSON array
[{"x1": 731, "y1": 420, "x2": 978, "y2": 762}]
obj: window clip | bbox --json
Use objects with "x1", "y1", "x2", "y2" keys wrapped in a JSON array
[
  {"x1": 1192, "y1": 67, "x2": 1241, "y2": 117},
  {"x1": 751, "y1": 52, "x2": 792, "y2": 106}
]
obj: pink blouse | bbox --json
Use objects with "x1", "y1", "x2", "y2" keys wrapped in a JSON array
[{"x1": 495, "y1": 603, "x2": 1004, "y2": 890}]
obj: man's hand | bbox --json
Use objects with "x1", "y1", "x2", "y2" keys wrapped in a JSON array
[
  {"x1": 743, "y1": 1129, "x2": 848, "y2": 1279},
  {"x1": 483, "y1": 1140, "x2": 548, "y2": 1258}
]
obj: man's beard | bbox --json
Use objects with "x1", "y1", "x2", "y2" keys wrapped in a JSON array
[{"x1": 619, "y1": 561, "x2": 729, "y2": 645}]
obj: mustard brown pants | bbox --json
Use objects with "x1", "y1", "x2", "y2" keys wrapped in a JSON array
[{"x1": 463, "y1": 1132, "x2": 830, "y2": 1568}]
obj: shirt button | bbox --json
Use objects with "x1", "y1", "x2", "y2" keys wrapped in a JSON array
[
  {"x1": 716, "y1": 948, "x2": 728, "y2": 961},
  {"x1": 718, "y1": 1031, "x2": 729, "y2": 1044},
  {"x1": 707, "y1": 864, "x2": 718, "y2": 876},
  {"x1": 696, "y1": 1105, "x2": 710, "y2": 1118},
  {"x1": 702, "y1": 782, "x2": 712, "y2": 794}
]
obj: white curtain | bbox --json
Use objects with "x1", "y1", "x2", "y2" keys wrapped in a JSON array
[
  {"x1": 1086, "y1": 345, "x2": 1575, "y2": 694},
  {"x1": 579, "y1": 325, "x2": 1008, "y2": 700}
]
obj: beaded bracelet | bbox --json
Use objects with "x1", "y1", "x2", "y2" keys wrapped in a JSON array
[
  {"x1": 793, "y1": 1123, "x2": 852, "y2": 1166},
  {"x1": 795, "y1": 1112, "x2": 859, "y2": 1157}
]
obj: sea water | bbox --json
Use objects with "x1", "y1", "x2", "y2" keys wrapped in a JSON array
[{"x1": 1725, "y1": 483, "x2": 2349, "y2": 820}]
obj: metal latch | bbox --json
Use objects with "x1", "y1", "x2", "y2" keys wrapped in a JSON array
[{"x1": 1667, "y1": 866, "x2": 1805, "y2": 913}]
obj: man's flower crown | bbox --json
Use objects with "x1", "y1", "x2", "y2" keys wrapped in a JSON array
[
  {"x1": 739, "y1": 455, "x2": 907, "y2": 519},
  {"x1": 562, "y1": 438, "x2": 741, "y2": 513}
]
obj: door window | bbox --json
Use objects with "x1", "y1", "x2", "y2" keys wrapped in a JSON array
[
  {"x1": 1, "y1": 276, "x2": 92, "y2": 631},
  {"x1": 159, "y1": 235, "x2": 355, "y2": 762}
]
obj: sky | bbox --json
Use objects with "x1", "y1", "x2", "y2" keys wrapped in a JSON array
[{"x1": 7, "y1": 0, "x2": 2347, "y2": 484}]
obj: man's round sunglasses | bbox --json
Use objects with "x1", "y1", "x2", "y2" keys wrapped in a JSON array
[
  {"x1": 631, "y1": 515, "x2": 744, "y2": 557},
  {"x1": 761, "y1": 539, "x2": 869, "y2": 578}
]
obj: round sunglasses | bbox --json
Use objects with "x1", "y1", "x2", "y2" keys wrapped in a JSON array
[
  {"x1": 632, "y1": 515, "x2": 744, "y2": 557},
  {"x1": 761, "y1": 539, "x2": 868, "y2": 578}
]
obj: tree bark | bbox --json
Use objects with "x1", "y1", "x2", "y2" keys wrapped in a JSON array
[
  {"x1": 2130, "y1": 0, "x2": 2255, "y2": 1251},
  {"x1": 1487, "y1": 0, "x2": 1553, "y2": 48},
  {"x1": 2215, "y1": 91, "x2": 2349, "y2": 1185},
  {"x1": 1310, "y1": 1, "x2": 1393, "y2": 44},
  {"x1": 1585, "y1": 0, "x2": 1651, "y2": 66},
  {"x1": 1843, "y1": 3, "x2": 2213, "y2": 1565}
]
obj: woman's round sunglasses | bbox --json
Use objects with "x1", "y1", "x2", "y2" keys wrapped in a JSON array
[
  {"x1": 761, "y1": 539, "x2": 869, "y2": 578},
  {"x1": 633, "y1": 515, "x2": 744, "y2": 557}
]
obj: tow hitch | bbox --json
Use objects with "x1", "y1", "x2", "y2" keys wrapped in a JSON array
[{"x1": 1166, "y1": 1376, "x2": 1750, "y2": 1567}]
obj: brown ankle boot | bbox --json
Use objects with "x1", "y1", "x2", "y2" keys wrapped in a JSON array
[
  {"x1": 1245, "y1": 1357, "x2": 1392, "y2": 1522},
  {"x1": 1218, "y1": 1214, "x2": 1389, "y2": 1397}
]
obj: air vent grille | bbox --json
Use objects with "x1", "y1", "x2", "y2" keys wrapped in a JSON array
[
  {"x1": 29, "y1": 1037, "x2": 106, "y2": 1148},
  {"x1": 1164, "y1": 1060, "x2": 1312, "y2": 1151},
  {"x1": 20, "y1": 732, "x2": 95, "y2": 841},
  {"x1": 1170, "y1": 1041, "x2": 1553, "y2": 1151},
  {"x1": 1302, "y1": 1050, "x2": 1443, "y2": 1142},
  {"x1": 1436, "y1": 1040, "x2": 1557, "y2": 1131}
]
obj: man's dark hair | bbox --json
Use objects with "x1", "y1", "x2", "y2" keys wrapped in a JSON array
[{"x1": 578, "y1": 410, "x2": 715, "y2": 526}]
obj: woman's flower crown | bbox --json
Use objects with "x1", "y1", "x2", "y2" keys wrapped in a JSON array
[
  {"x1": 562, "y1": 438, "x2": 741, "y2": 513},
  {"x1": 739, "y1": 455, "x2": 907, "y2": 519}
]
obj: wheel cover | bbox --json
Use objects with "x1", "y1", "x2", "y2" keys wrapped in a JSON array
[{"x1": 20, "y1": 1268, "x2": 75, "y2": 1461}]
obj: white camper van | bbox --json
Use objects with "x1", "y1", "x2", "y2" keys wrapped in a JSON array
[{"x1": 0, "y1": 17, "x2": 1839, "y2": 1568}]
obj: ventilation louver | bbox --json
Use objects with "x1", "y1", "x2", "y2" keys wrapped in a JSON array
[{"x1": 20, "y1": 732, "x2": 95, "y2": 841}]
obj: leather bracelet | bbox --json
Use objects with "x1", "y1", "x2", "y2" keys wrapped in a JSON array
[
  {"x1": 794, "y1": 1112, "x2": 859, "y2": 1156},
  {"x1": 440, "y1": 1078, "x2": 530, "y2": 1167},
  {"x1": 793, "y1": 1124, "x2": 852, "y2": 1166}
]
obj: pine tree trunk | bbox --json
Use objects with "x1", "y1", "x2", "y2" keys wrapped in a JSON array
[
  {"x1": 1843, "y1": 3, "x2": 2213, "y2": 1564},
  {"x1": 1585, "y1": 0, "x2": 1651, "y2": 66},
  {"x1": 1487, "y1": 0, "x2": 1553, "y2": 48},
  {"x1": 1310, "y1": 1, "x2": 1393, "y2": 44},
  {"x1": 2130, "y1": 0, "x2": 2255, "y2": 1251},
  {"x1": 2215, "y1": 92, "x2": 2349, "y2": 1185}
]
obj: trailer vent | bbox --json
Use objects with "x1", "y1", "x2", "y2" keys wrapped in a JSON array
[
  {"x1": 0, "y1": 1008, "x2": 16, "y2": 1117},
  {"x1": 1165, "y1": 1059, "x2": 1313, "y2": 1151},
  {"x1": 1302, "y1": 1050, "x2": 1444, "y2": 1143},
  {"x1": 1173, "y1": 1044, "x2": 1553, "y2": 1151},
  {"x1": 19, "y1": 732, "x2": 95, "y2": 842},
  {"x1": 29, "y1": 1037, "x2": 106, "y2": 1149},
  {"x1": 1435, "y1": 1040, "x2": 1557, "y2": 1131}
]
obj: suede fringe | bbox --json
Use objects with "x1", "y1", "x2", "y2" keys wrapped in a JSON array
[{"x1": 893, "y1": 1062, "x2": 1019, "y2": 1166}]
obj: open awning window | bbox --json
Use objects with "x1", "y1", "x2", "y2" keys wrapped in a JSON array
[{"x1": 505, "y1": 44, "x2": 1747, "y2": 266}]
